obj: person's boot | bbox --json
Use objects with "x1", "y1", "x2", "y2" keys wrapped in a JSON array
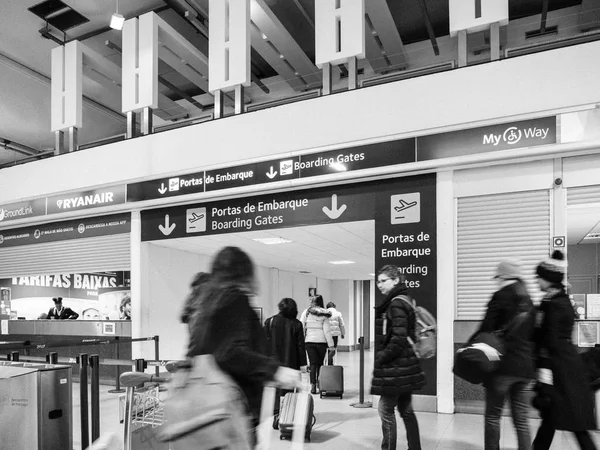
[{"x1": 310, "y1": 383, "x2": 316, "y2": 394}]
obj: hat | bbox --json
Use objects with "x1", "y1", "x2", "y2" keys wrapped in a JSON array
[
  {"x1": 494, "y1": 259, "x2": 521, "y2": 280},
  {"x1": 536, "y1": 250, "x2": 567, "y2": 284},
  {"x1": 52, "y1": 297, "x2": 63, "y2": 303}
]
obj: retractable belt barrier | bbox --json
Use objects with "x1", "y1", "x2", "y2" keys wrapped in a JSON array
[{"x1": 3, "y1": 335, "x2": 162, "y2": 447}]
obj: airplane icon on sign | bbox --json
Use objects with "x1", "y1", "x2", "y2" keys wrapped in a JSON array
[
  {"x1": 394, "y1": 200, "x2": 418, "y2": 213},
  {"x1": 188, "y1": 212, "x2": 205, "y2": 223}
]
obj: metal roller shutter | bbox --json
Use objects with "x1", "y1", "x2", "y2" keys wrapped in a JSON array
[
  {"x1": 567, "y1": 185, "x2": 600, "y2": 206},
  {"x1": 457, "y1": 190, "x2": 551, "y2": 320},
  {"x1": 0, "y1": 234, "x2": 130, "y2": 278}
]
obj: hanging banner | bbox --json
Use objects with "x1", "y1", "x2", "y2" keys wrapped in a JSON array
[{"x1": 0, "y1": 199, "x2": 47, "y2": 224}]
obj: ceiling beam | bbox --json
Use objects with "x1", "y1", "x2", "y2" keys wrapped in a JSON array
[
  {"x1": 540, "y1": 0, "x2": 549, "y2": 34},
  {"x1": 416, "y1": 0, "x2": 440, "y2": 56},
  {"x1": 365, "y1": 0, "x2": 408, "y2": 72}
]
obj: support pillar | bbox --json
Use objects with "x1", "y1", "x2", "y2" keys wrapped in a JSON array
[
  {"x1": 348, "y1": 56, "x2": 358, "y2": 90},
  {"x1": 214, "y1": 89, "x2": 224, "y2": 119},
  {"x1": 141, "y1": 107, "x2": 153, "y2": 135},
  {"x1": 234, "y1": 85, "x2": 245, "y2": 115},
  {"x1": 126, "y1": 111, "x2": 137, "y2": 139},
  {"x1": 457, "y1": 30, "x2": 468, "y2": 67},
  {"x1": 322, "y1": 63, "x2": 332, "y2": 95},
  {"x1": 55, "y1": 131, "x2": 65, "y2": 155},
  {"x1": 68, "y1": 127, "x2": 79, "y2": 152},
  {"x1": 490, "y1": 22, "x2": 500, "y2": 61}
]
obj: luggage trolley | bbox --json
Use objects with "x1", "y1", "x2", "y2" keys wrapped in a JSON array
[{"x1": 120, "y1": 372, "x2": 170, "y2": 450}]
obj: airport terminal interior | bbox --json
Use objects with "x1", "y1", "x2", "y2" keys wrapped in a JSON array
[{"x1": 2, "y1": 0, "x2": 600, "y2": 449}]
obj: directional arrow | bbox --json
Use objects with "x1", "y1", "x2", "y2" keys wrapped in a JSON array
[
  {"x1": 322, "y1": 194, "x2": 347, "y2": 219},
  {"x1": 266, "y1": 166, "x2": 277, "y2": 179},
  {"x1": 158, "y1": 183, "x2": 167, "y2": 194},
  {"x1": 159, "y1": 214, "x2": 176, "y2": 236}
]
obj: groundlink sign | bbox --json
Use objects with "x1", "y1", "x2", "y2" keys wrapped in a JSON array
[{"x1": 142, "y1": 174, "x2": 437, "y2": 395}]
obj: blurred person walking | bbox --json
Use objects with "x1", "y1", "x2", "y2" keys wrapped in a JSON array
[
  {"x1": 371, "y1": 265, "x2": 425, "y2": 450},
  {"x1": 476, "y1": 259, "x2": 535, "y2": 450},
  {"x1": 300, "y1": 294, "x2": 335, "y2": 394},
  {"x1": 326, "y1": 301, "x2": 346, "y2": 365},
  {"x1": 187, "y1": 247, "x2": 301, "y2": 447},
  {"x1": 532, "y1": 250, "x2": 597, "y2": 450}
]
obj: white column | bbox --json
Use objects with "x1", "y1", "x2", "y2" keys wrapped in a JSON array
[
  {"x1": 130, "y1": 211, "x2": 143, "y2": 360},
  {"x1": 436, "y1": 170, "x2": 456, "y2": 414},
  {"x1": 208, "y1": 0, "x2": 251, "y2": 92},
  {"x1": 122, "y1": 14, "x2": 159, "y2": 113},
  {"x1": 315, "y1": 0, "x2": 365, "y2": 67},
  {"x1": 51, "y1": 41, "x2": 82, "y2": 132}
]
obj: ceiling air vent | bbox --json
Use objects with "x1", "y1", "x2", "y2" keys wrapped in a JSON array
[{"x1": 29, "y1": 0, "x2": 89, "y2": 33}]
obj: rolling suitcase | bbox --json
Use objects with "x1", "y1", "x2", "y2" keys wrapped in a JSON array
[
  {"x1": 278, "y1": 391, "x2": 316, "y2": 441},
  {"x1": 318, "y1": 349, "x2": 344, "y2": 398}
]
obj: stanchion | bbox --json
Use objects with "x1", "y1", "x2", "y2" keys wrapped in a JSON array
[
  {"x1": 108, "y1": 337, "x2": 124, "y2": 393},
  {"x1": 90, "y1": 354, "x2": 100, "y2": 442},
  {"x1": 46, "y1": 352, "x2": 58, "y2": 364},
  {"x1": 154, "y1": 335, "x2": 160, "y2": 377},
  {"x1": 351, "y1": 337, "x2": 372, "y2": 409},
  {"x1": 135, "y1": 358, "x2": 146, "y2": 372},
  {"x1": 80, "y1": 353, "x2": 90, "y2": 450},
  {"x1": 9, "y1": 351, "x2": 19, "y2": 361}
]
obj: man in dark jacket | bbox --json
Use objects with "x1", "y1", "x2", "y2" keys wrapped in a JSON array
[
  {"x1": 371, "y1": 265, "x2": 425, "y2": 450},
  {"x1": 47, "y1": 297, "x2": 79, "y2": 320},
  {"x1": 476, "y1": 259, "x2": 535, "y2": 450},
  {"x1": 264, "y1": 297, "x2": 307, "y2": 425}
]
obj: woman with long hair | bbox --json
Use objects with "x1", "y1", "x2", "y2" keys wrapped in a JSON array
[
  {"x1": 532, "y1": 250, "x2": 597, "y2": 450},
  {"x1": 187, "y1": 246, "x2": 300, "y2": 446},
  {"x1": 300, "y1": 294, "x2": 334, "y2": 394}
]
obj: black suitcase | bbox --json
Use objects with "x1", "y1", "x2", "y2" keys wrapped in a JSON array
[
  {"x1": 278, "y1": 391, "x2": 316, "y2": 441},
  {"x1": 319, "y1": 350, "x2": 344, "y2": 398}
]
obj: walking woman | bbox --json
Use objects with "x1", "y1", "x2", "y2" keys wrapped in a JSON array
[
  {"x1": 187, "y1": 246, "x2": 301, "y2": 447},
  {"x1": 532, "y1": 250, "x2": 597, "y2": 450},
  {"x1": 371, "y1": 265, "x2": 425, "y2": 450},
  {"x1": 300, "y1": 294, "x2": 335, "y2": 394}
]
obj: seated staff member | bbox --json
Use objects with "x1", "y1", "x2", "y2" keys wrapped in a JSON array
[{"x1": 47, "y1": 297, "x2": 79, "y2": 320}]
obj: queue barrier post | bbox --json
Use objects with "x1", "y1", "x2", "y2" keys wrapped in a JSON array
[
  {"x1": 108, "y1": 336, "x2": 125, "y2": 393},
  {"x1": 154, "y1": 336, "x2": 160, "y2": 377},
  {"x1": 79, "y1": 353, "x2": 90, "y2": 450},
  {"x1": 350, "y1": 336, "x2": 372, "y2": 409},
  {"x1": 90, "y1": 354, "x2": 101, "y2": 442},
  {"x1": 46, "y1": 352, "x2": 58, "y2": 364},
  {"x1": 10, "y1": 351, "x2": 19, "y2": 361}
]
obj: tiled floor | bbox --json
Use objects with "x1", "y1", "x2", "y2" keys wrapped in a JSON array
[{"x1": 71, "y1": 349, "x2": 600, "y2": 450}]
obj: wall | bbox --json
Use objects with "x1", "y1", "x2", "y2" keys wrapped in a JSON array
[
  {"x1": 2, "y1": 41, "x2": 600, "y2": 204},
  {"x1": 138, "y1": 243, "x2": 355, "y2": 360},
  {"x1": 568, "y1": 244, "x2": 600, "y2": 277}
]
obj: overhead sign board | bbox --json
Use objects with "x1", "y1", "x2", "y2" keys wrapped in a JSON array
[
  {"x1": 46, "y1": 186, "x2": 127, "y2": 214},
  {"x1": 0, "y1": 199, "x2": 47, "y2": 224},
  {"x1": 0, "y1": 213, "x2": 130, "y2": 248},
  {"x1": 417, "y1": 116, "x2": 556, "y2": 161},
  {"x1": 127, "y1": 172, "x2": 205, "y2": 202}
]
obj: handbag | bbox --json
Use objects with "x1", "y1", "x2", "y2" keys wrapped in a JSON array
[
  {"x1": 453, "y1": 331, "x2": 505, "y2": 385},
  {"x1": 156, "y1": 354, "x2": 252, "y2": 450}
]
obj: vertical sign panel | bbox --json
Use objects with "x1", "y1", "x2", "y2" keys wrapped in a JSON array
[
  {"x1": 209, "y1": 0, "x2": 251, "y2": 91},
  {"x1": 315, "y1": 0, "x2": 366, "y2": 67},
  {"x1": 449, "y1": 0, "x2": 508, "y2": 36},
  {"x1": 50, "y1": 42, "x2": 82, "y2": 131}
]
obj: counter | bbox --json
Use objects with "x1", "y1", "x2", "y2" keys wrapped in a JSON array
[{"x1": 6, "y1": 319, "x2": 131, "y2": 337}]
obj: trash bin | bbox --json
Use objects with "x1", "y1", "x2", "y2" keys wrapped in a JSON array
[{"x1": 0, "y1": 361, "x2": 72, "y2": 450}]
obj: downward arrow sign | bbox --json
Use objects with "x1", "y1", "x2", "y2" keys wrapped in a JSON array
[
  {"x1": 266, "y1": 166, "x2": 277, "y2": 179},
  {"x1": 158, "y1": 183, "x2": 167, "y2": 194},
  {"x1": 322, "y1": 194, "x2": 347, "y2": 219},
  {"x1": 159, "y1": 214, "x2": 176, "y2": 236}
]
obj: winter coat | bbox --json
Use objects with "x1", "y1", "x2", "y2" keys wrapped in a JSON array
[
  {"x1": 477, "y1": 279, "x2": 536, "y2": 380},
  {"x1": 371, "y1": 284, "x2": 425, "y2": 397},
  {"x1": 327, "y1": 307, "x2": 346, "y2": 338},
  {"x1": 300, "y1": 307, "x2": 334, "y2": 347},
  {"x1": 47, "y1": 306, "x2": 79, "y2": 320},
  {"x1": 187, "y1": 283, "x2": 279, "y2": 418},
  {"x1": 264, "y1": 312, "x2": 307, "y2": 370},
  {"x1": 534, "y1": 286, "x2": 596, "y2": 431}
]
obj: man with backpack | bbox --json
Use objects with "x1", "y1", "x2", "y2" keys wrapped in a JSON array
[
  {"x1": 476, "y1": 259, "x2": 536, "y2": 450},
  {"x1": 371, "y1": 265, "x2": 426, "y2": 450}
]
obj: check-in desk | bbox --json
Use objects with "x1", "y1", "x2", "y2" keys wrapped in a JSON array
[
  {"x1": 1, "y1": 320, "x2": 132, "y2": 384},
  {"x1": 453, "y1": 319, "x2": 600, "y2": 414}
]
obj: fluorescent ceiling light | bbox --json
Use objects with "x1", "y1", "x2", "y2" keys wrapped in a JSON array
[
  {"x1": 584, "y1": 232, "x2": 600, "y2": 240},
  {"x1": 110, "y1": 13, "x2": 125, "y2": 30},
  {"x1": 328, "y1": 260, "x2": 355, "y2": 265},
  {"x1": 252, "y1": 237, "x2": 292, "y2": 245}
]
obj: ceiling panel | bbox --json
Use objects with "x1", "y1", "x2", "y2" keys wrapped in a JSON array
[{"x1": 151, "y1": 221, "x2": 375, "y2": 280}]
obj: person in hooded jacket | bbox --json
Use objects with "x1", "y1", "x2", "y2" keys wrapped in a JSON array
[
  {"x1": 180, "y1": 271, "x2": 211, "y2": 326},
  {"x1": 300, "y1": 294, "x2": 335, "y2": 394},
  {"x1": 532, "y1": 250, "x2": 597, "y2": 450},
  {"x1": 371, "y1": 265, "x2": 425, "y2": 450},
  {"x1": 476, "y1": 259, "x2": 535, "y2": 450},
  {"x1": 326, "y1": 301, "x2": 346, "y2": 365},
  {"x1": 264, "y1": 297, "x2": 307, "y2": 425}
]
